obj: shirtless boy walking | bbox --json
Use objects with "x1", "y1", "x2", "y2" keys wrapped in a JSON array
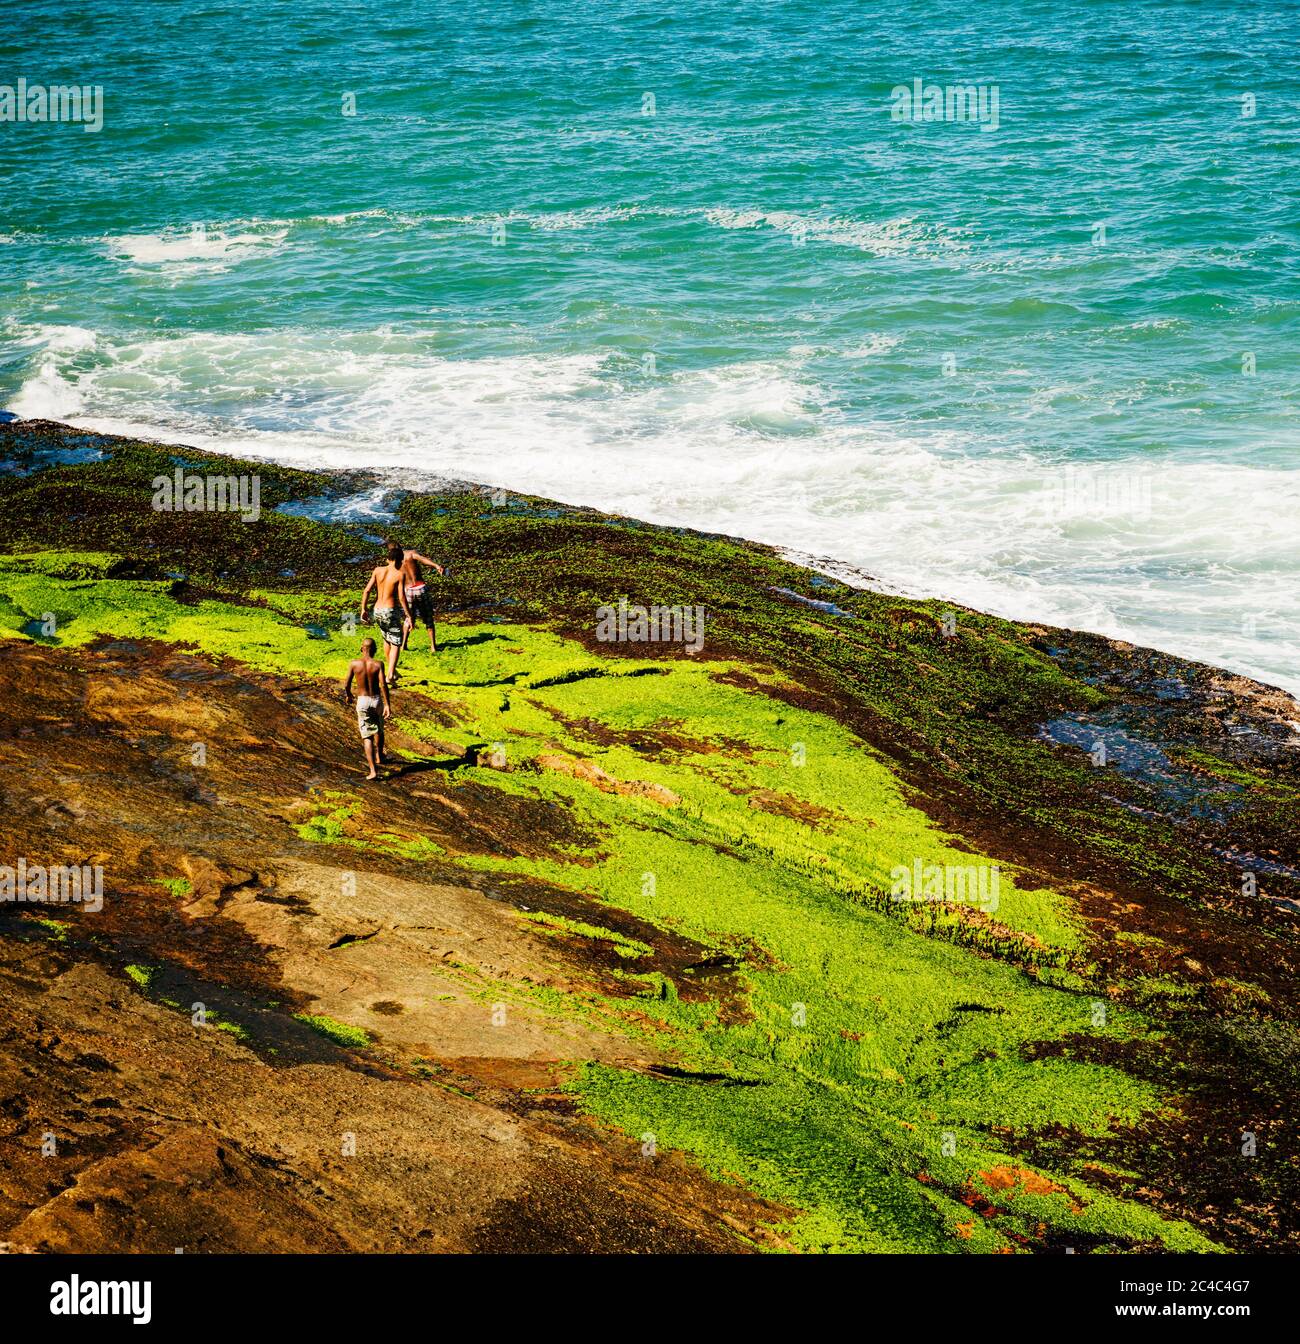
[
  {"x1": 397, "y1": 546, "x2": 445, "y2": 653},
  {"x1": 359, "y1": 543, "x2": 413, "y2": 683},
  {"x1": 343, "y1": 637, "x2": 392, "y2": 780}
]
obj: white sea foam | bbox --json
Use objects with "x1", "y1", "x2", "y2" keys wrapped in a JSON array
[
  {"x1": 10, "y1": 321, "x2": 1299, "y2": 697},
  {"x1": 842, "y1": 334, "x2": 902, "y2": 359},
  {"x1": 84, "y1": 206, "x2": 970, "y2": 262},
  {"x1": 700, "y1": 208, "x2": 969, "y2": 257},
  {"x1": 103, "y1": 226, "x2": 288, "y2": 271},
  {"x1": 15, "y1": 323, "x2": 99, "y2": 352},
  {"x1": 130, "y1": 206, "x2": 651, "y2": 239},
  {"x1": 528, "y1": 205, "x2": 644, "y2": 230},
  {"x1": 6, "y1": 324, "x2": 99, "y2": 419}
]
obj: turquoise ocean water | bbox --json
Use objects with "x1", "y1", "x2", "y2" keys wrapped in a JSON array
[{"x1": 2, "y1": 0, "x2": 1298, "y2": 693}]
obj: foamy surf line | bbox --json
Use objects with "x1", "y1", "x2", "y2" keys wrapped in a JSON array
[
  {"x1": 19, "y1": 403, "x2": 1300, "y2": 703},
  {"x1": 72, "y1": 207, "x2": 971, "y2": 273},
  {"x1": 5, "y1": 320, "x2": 1296, "y2": 698}
]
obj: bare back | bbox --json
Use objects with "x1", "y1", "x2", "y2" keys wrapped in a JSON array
[
  {"x1": 350, "y1": 656, "x2": 384, "y2": 697},
  {"x1": 372, "y1": 563, "x2": 404, "y2": 608}
]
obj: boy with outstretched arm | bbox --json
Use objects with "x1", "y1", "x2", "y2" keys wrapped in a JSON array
[{"x1": 398, "y1": 546, "x2": 445, "y2": 653}]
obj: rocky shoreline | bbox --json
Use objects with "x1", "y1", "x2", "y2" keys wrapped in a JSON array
[{"x1": 1, "y1": 418, "x2": 1297, "y2": 1252}]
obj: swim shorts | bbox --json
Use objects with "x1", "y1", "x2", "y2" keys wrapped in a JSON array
[
  {"x1": 373, "y1": 605, "x2": 405, "y2": 647},
  {"x1": 355, "y1": 694, "x2": 382, "y2": 739},
  {"x1": 405, "y1": 583, "x2": 434, "y2": 626}
]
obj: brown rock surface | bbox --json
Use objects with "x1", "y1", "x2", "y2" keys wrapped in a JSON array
[{"x1": 0, "y1": 639, "x2": 790, "y2": 1253}]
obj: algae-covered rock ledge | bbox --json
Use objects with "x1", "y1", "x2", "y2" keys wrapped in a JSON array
[{"x1": 1, "y1": 419, "x2": 1297, "y2": 1253}]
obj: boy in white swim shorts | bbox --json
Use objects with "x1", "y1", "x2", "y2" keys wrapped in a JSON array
[{"x1": 342, "y1": 637, "x2": 392, "y2": 780}]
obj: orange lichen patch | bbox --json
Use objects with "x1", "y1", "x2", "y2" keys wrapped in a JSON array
[
  {"x1": 954, "y1": 1220, "x2": 975, "y2": 1240},
  {"x1": 978, "y1": 1165, "x2": 1067, "y2": 1198},
  {"x1": 960, "y1": 1189, "x2": 1000, "y2": 1219}
]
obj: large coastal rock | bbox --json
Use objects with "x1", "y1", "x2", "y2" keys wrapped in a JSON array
[{"x1": 1, "y1": 419, "x2": 1297, "y2": 1252}]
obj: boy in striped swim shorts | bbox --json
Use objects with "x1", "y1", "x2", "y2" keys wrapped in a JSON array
[{"x1": 397, "y1": 545, "x2": 446, "y2": 654}]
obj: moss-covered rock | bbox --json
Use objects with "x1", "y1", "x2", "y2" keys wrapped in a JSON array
[{"x1": 1, "y1": 419, "x2": 1296, "y2": 1253}]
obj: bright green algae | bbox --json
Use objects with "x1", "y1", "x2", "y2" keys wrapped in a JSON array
[{"x1": 0, "y1": 550, "x2": 1219, "y2": 1252}]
